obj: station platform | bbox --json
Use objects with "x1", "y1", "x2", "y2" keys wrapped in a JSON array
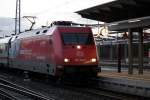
[
  {"x1": 98, "y1": 69, "x2": 150, "y2": 81},
  {"x1": 100, "y1": 60, "x2": 150, "y2": 68},
  {"x1": 97, "y1": 67, "x2": 150, "y2": 97}
]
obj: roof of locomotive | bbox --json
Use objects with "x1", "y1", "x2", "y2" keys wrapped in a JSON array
[
  {"x1": 16, "y1": 25, "x2": 91, "y2": 39},
  {"x1": 16, "y1": 26, "x2": 56, "y2": 39}
]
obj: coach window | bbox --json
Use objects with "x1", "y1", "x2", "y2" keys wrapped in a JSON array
[
  {"x1": 0, "y1": 49, "x2": 2, "y2": 53},
  {"x1": 0, "y1": 45, "x2": 2, "y2": 53},
  {"x1": 0, "y1": 44, "x2": 5, "y2": 53}
]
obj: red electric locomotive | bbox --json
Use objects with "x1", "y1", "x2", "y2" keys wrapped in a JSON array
[{"x1": 0, "y1": 21, "x2": 98, "y2": 78}]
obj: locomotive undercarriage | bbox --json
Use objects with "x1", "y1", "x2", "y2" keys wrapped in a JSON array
[{"x1": 57, "y1": 65, "x2": 97, "y2": 78}]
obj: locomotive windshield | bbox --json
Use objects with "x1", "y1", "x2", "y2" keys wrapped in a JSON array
[{"x1": 62, "y1": 33, "x2": 94, "y2": 45}]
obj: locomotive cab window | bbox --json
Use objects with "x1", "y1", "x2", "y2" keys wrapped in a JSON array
[{"x1": 62, "y1": 33, "x2": 94, "y2": 45}]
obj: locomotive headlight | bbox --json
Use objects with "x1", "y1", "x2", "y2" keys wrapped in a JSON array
[
  {"x1": 64, "y1": 58, "x2": 69, "y2": 63},
  {"x1": 76, "y1": 45, "x2": 81, "y2": 49},
  {"x1": 91, "y1": 58, "x2": 97, "y2": 62}
]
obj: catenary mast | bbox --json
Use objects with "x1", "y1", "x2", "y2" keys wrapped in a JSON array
[{"x1": 15, "y1": 0, "x2": 21, "y2": 35}]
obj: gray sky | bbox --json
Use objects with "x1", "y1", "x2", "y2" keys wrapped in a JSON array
[
  {"x1": 0, "y1": 0, "x2": 115, "y2": 37},
  {"x1": 0, "y1": 0, "x2": 114, "y2": 25}
]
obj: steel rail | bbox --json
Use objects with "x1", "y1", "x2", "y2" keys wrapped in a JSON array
[
  {"x1": 0, "y1": 83, "x2": 53, "y2": 100},
  {"x1": 0, "y1": 89, "x2": 18, "y2": 100},
  {"x1": 58, "y1": 84, "x2": 125, "y2": 100},
  {"x1": 0, "y1": 78, "x2": 55, "y2": 100}
]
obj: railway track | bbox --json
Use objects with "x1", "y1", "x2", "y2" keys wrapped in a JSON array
[
  {"x1": 59, "y1": 83, "x2": 136, "y2": 100},
  {"x1": 0, "y1": 74, "x2": 133, "y2": 100},
  {"x1": 0, "y1": 89, "x2": 19, "y2": 100},
  {"x1": 0, "y1": 78, "x2": 54, "y2": 100},
  {"x1": 0, "y1": 68, "x2": 145, "y2": 100},
  {"x1": 58, "y1": 76, "x2": 148, "y2": 100}
]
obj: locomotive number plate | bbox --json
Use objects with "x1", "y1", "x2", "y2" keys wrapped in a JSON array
[{"x1": 76, "y1": 51, "x2": 84, "y2": 57}]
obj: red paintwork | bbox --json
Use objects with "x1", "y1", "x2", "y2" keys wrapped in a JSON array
[
  {"x1": 17, "y1": 35, "x2": 53, "y2": 62},
  {"x1": 15, "y1": 26, "x2": 98, "y2": 76},
  {"x1": 59, "y1": 27, "x2": 97, "y2": 65},
  {"x1": 62, "y1": 45, "x2": 97, "y2": 65}
]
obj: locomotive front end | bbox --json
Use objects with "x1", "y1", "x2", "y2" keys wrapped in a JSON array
[{"x1": 57, "y1": 27, "x2": 98, "y2": 77}]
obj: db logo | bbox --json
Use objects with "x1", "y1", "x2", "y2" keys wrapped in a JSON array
[{"x1": 76, "y1": 51, "x2": 84, "y2": 57}]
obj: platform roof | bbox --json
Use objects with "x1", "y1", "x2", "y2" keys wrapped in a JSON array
[{"x1": 77, "y1": 0, "x2": 150, "y2": 23}]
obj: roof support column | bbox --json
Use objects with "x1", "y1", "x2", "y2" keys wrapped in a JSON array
[
  {"x1": 128, "y1": 28, "x2": 133, "y2": 75},
  {"x1": 138, "y1": 28, "x2": 143, "y2": 75},
  {"x1": 117, "y1": 43, "x2": 121, "y2": 73},
  {"x1": 110, "y1": 42, "x2": 113, "y2": 60}
]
